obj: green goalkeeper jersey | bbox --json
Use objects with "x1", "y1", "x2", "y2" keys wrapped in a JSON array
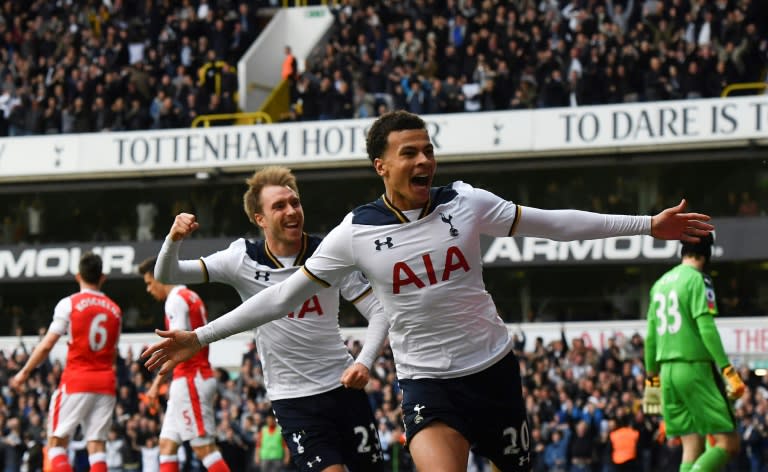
[{"x1": 647, "y1": 264, "x2": 718, "y2": 364}]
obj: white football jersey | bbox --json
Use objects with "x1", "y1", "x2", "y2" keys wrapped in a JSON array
[
  {"x1": 304, "y1": 181, "x2": 518, "y2": 379},
  {"x1": 201, "y1": 233, "x2": 371, "y2": 400}
]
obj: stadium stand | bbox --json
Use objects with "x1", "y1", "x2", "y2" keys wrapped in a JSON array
[
  {"x1": 288, "y1": 0, "x2": 768, "y2": 119},
  {"x1": 0, "y1": 0, "x2": 255, "y2": 136},
  {"x1": 0, "y1": 1, "x2": 765, "y2": 132}
]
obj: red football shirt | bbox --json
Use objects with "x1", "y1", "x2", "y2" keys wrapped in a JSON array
[{"x1": 54, "y1": 290, "x2": 122, "y2": 395}]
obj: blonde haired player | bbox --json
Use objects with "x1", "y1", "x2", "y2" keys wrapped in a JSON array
[{"x1": 150, "y1": 166, "x2": 388, "y2": 472}]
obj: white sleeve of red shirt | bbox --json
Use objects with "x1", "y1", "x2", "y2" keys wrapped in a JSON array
[
  {"x1": 165, "y1": 290, "x2": 192, "y2": 331},
  {"x1": 49, "y1": 296, "x2": 72, "y2": 336}
]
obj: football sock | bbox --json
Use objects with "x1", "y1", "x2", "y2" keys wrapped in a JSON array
[
  {"x1": 692, "y1": 446, "x2": 728, "y2": 471},
  {"x1": 202, "y1": 451, "x2": 231, "y2": 472},
  {"x1": 49, "y1": 447, "x2": 72, "y2": 472},
  {"x1": 88, "y1": 453, "x2": 107, "y2": 472},
  {"x1": 159, "y1": 454, "x2": 179, "y2": 472}
]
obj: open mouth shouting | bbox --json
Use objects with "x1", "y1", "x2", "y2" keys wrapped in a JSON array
[{"x1": 411, "y1": 175, "x2": 430, "y2": 188}]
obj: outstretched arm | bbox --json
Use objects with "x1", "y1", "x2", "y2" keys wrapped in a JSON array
[
  {"x1": 155, "y1": 213, "x2": 206, "y2": 284},
  {"x1": 143, "y1": 269, "x2": 321, "y2": 375},
  {"x1": 515, "y1": 199, "x2": 711, "y2": 242},
  {"x1": 10, "y1": 330, "x2": 60, "y2": 389}
]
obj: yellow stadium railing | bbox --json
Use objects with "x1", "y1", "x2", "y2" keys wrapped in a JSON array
[
  {"x1": 191, "y1": 111, "x2": 273, "y2": 128},
  {"x1": 721, "y1": 82, "x2": 768, "y2": 97},
  {"x1": 259, "y1": 78, "x2": 292, "y2": 123}
]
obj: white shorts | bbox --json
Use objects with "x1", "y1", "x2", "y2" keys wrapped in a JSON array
[
  {"x1": 160, "y1": 373, "x2": 217, "y2": 446},
  {"x1": 48, "y1": 388, "x2": 115, "y2": 441}
]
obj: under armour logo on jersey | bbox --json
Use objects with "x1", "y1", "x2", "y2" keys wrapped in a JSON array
[
  {"x1": 440, "y1": 213, "x2": 459, "y2": 236},
  {"x1": 519, "y1": 454, "x2": 531, "y2": 466},
  {"x1": 254, "y1": 271, "x2": 270, "y2": 281},
  {"x1": 374, "y1": 237, "x2": 394, "y2": 250},
  {"x1": 413, "y1": 404, "x2": 425, "y2": 424},
  {"x1": 306, "y1": 456, "x2": 322, "y2": 468},
  {"x1": 291, "y1": 432, "x2": 305, "y2": 454}
]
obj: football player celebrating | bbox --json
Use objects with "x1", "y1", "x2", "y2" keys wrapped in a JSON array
[
  {"x1": 144, "y1": 111, "x2": 713, "y2": 472},
  {"x1": 152, "y1": 166, "x2": 388, "y2": 472}
]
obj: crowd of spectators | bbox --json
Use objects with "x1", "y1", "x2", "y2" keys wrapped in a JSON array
[
  {"x1": 0, "y1": 0, "x2": 766, "y2": 135},
  {"x1": 289, "y1": 0, "x2": 768, "y2": 120},
  {"x1": 1, "y1": 329, "x2": 768, "y2": 471},
  {"x1": 0, "y1": 0, "x2": 262, "y2": 136}
]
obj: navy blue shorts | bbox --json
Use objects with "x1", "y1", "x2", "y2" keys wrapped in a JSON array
[
  {"x1": 399, "y1": 350, "x2": 531, "y2": 471},
  {"x1": 271, "y1": 386, "x2": 385, "y2": 472}
]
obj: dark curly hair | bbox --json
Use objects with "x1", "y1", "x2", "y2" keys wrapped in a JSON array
[{"x1": 365, "y1": 110, "x2": 426, "y2": 163}]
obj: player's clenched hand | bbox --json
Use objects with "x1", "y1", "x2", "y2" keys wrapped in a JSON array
[
  {"x1": 650, "y1": 199, "x2": 713, "y2": 243},
  {"x1": 642, "y1": 376, "x2": 662, "y2": 415},
  {"x1": 169, "y1": 213, "x2": 199, "y2": 241},
  {"x1": 341, "y1": 363, "x2": 370, "y2": 389},
  {"x1": 142, "y1": 329, "x2": 202, "y2": 376},
  {"x1": 722, "y1": 365, "x2": 746, "y2": 400}
]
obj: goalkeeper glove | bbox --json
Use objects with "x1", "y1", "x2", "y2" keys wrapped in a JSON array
[
  {"x1": 642, "y1": 376, "x2": 662, "y2": 415},
  {"x1": 722, "y1": 365, "x2": 745, "y2": 400}
]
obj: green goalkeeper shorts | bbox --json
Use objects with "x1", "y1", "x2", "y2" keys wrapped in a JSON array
[{"x1": 660, "y1": 360, "x2": 737, "y2": 437}]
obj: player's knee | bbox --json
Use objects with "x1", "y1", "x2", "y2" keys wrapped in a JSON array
[
  {"x1": 191, "y1": 441, "x2": 217, "y2": 458},
  {"x1": 158, "y1": 438, "x2": 180, "y2": 455},
  {"x1": 714, "y1": 433, "x2": 740, "y2": 457},
  {"x1": 85, "y1": 440, "x2": 107, "y2": 454},
  {"x1": 48, "y1": 436, "x2": 69, "y2": 448},
  {"x1": 723, "y1": 438, "x2": 740, "y2": 458}
]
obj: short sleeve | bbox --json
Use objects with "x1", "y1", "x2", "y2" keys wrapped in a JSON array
[
  {"x1": 201, "y1": 239, "x2": 243, "y2": 285},
  {"x1": 49, "y1": 297, "x2": 72, "y2": 335},
  {"x1": 692, "y1": 275, "x2": 718, "y2": 319},
  {"x1": 456, "y1": 182, "x2": 520, "y2": 237},
  {"x1": 165, "y1": 293, "x2": 191, "y2": 331},
  {"x1": 303, "y1": 214, "x2": 357, "y2": 287},
  {"x1": 338, "y1": 271, "x2": 373, "y2": 304}
]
